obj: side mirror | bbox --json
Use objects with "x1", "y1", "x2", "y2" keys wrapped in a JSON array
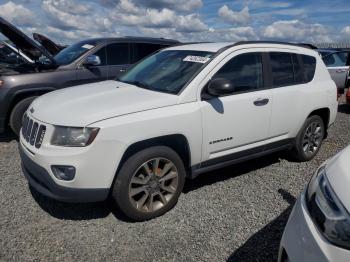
[
  {"x1": 207, "y1": 78, "x2": 234, "y2": 97},
  {"x1": 83, "y1": 55, "x2": 101, "y2": 67}
]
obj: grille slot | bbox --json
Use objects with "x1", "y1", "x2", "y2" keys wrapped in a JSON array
[
  {"x1": 26, "y1": 119, "x2": 33, "y2": 142},
  {"x1": 35, "y1": 125, "x2": 46, "y2": 148},
  {"x1": 30, "y1": 122, "x2": 39, "y2": 145},
  {"x1": 21, "y1": 113, "x2": 46, "y2": 149},
  {"x1": 22, "y1": 114, "x2": 29, "y2": 137}
]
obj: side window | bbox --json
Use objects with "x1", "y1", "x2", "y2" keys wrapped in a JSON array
[
  {"x1": 133, "y1": 43, "x2": 165, "y2": 63},
  {"x1": 212, "y1": 52, "x2": 263, "y2": 93},
  {"x1": 106, "y1": 43, "x2": 130, "y2": 65},
  {"x1": 93, "y1": 47, "x2": 106, "y2": 65},
  {"x1": 301, "y1": 55, "x2": 316, "y2": 83},
  {"x1": 291, "y1": 54, "x2": 303, "y2": 84},
  {"x1": 323, "y1": 52, "x2": 348, "y2": 67},
  {"x1": 270, "y1": 52, "x2": 294, "y2": 87}
]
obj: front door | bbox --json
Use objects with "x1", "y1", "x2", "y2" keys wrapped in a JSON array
[
  {"x1": 200, "y1": 51, "x2": 272, "y2": 162},
  {"x1": 76, "y1": 46, "x2": 109, "y2": 85}
]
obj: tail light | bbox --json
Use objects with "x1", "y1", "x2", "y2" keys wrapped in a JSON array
[{"x1": 346, "y1": 89, "x2": 350, "y2": 104}]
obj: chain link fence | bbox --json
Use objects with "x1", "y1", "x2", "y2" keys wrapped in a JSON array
[{"x1": 313, "y1": 42, "x2": 350, "y2": 49}]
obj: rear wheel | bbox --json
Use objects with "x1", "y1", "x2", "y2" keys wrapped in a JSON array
[
  {"x1": 9, "y1": 96, "x2": 38, "y2": 136},
  {"x1": 112, "y1": 146, "x2": 186, "y2": 221},
  {"x1": 292, "y1": 115, "x2": 324, "y2": 161}
]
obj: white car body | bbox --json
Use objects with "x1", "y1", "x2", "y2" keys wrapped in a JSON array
[
  {"x1": 279, "y1": 146, "x2": 350, "y2": 261},
  {"x1": 19, "y1": 42, "x2": 338, "y2": 205}
]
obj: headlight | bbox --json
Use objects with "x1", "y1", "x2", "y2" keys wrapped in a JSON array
[
  {"x1": 306, "y1": 166, "x2": 350, "y2": 249},
  {"x1": 51, "y1": 126, "x2": 99, "y2": 147}
]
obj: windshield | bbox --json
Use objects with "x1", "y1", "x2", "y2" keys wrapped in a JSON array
[
  {"x1": 54, "y1": 40, "x2": 100, "y2": 65},
  {"x1": 118, "y1": 50, "x2": 213, "y2": 94}
]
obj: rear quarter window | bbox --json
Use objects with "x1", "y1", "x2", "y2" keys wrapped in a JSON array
[{"x1": 301, "y1": 55, "x2": 316, "y2": 83}]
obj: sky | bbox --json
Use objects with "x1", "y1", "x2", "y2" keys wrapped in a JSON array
[{"x1": 0, "y1": 0, "x2": 350, "y2": 45}]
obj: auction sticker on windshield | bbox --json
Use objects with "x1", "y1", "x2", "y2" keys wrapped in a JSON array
[
  {"x1": 82, "y1": 44, "x2": 95, "y2": 49},
  {"x1": 183, "y1": 55, "x2": 210, "y2": 63}
]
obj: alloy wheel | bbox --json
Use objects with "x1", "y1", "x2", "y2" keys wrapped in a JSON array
[
  {"x1": 128, "y1": 157, "x2": 179, "y2": 213},
  {"x1": 302, "y1": 121, "x2": 323, "y2": 157}
]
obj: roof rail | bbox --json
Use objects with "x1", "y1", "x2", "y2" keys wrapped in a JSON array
[{"x1": 232, "y1": 41, "x2": 316, "y2": 49}]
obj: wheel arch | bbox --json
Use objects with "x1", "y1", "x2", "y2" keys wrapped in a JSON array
[
  {"x1": 114, "y1": 134, "x2": 192, "y2": 182},
  {"x1": 307, "y1": 107, "x2": 330, "y2": 138}
]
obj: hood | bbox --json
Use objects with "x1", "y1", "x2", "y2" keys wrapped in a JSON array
[
  {"x1": 326, "y1": 145, "x2": 350, "y2": 213},
  {"x1": 30, "y1": 80, "x2": 179, "y2": 126},
  {"x1": 0, "y1": 17, "x2": 55, "y2": 64},
  {"x1": 33, "y1": 33, "x2": 66, "y2": 56}
]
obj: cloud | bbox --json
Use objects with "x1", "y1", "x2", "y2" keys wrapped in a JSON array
[
  {"x1": 46, "y1": 0, "x2": 91, "y2": 15},
  {"x1": 42, "y1": 0, "x2": 111, "y2": 32},
  {"x1": 341, "y1": 26, "x2": 350, "y2": 36},
  {"x1": 262, "y1": 20, "x2": 331, "y2": 42},
  {"x1": 185, "y1": 27, "x2": 258, "y2": 42},
  {"x1": 0, "y1": 1, "x2": 37, "y2": 27},
  {"x1": 101, "y1": 0, "x2": 203, "y2": 12},
  {"x1": 134, "y1": 0, "x2": 203, "y2": 12},
  {"x1": 111, "y1": 1, "x2": 208, "y2": 32},
  {"x1": 218, "y1": 5, "x2": 250, "y2": 25}
]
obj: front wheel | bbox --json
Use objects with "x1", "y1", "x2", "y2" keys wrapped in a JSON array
[
  {"x1": 112, "y1": 146, "x2": 186, "y2": 221},
  {"x1": 292, "y1": 115, "x2": 325, "y2": 162}
]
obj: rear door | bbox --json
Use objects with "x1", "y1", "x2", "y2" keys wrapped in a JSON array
[
  {"x1": 106, "y1": 43, "x2": 131, "y2": 79},
  {"x1": 268, "y1": 52, "x2": 316, "y2": 138},
  {"x1": 323, "y1": 51, "x2": 349, "y2": 91}
]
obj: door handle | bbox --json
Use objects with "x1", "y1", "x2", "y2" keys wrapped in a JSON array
[
  {"x1": 119, "y1": 68, "x2": 126, "y2": 72},
  {"x1": 254, "y1": 98, "x2": 269, "y2": 106},
  {"x1": 335, "y1": 69, "x2": 348, "y2": 73}
]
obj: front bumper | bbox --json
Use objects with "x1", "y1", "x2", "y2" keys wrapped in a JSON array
[
  {"x1": 19, "y1": 143, "x2": 109, "y2": 202},
  {"x1": 279, "y1": 192, "x2": 350, "y2": 262}
]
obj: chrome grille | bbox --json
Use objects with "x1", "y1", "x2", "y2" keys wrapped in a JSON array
[{"x1": 22, "y1": 113, "x2": 46, "y2": 149}]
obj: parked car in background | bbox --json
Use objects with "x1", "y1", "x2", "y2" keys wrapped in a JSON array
[
  {"x1": 318, "y1": 49, "x2": 350, "y2": 95},
  {"x1": 19, "y1": 41, "x2": 337, "y2": 221},
  {"x1": 346, "y1": 88, "x2": 350, "y2": 105},
  {"x1": 279, "y1": 145, "x2": 350, "y2": 262},
  {"x1": 0, "y1": 16, "x2": 179, "y2": 135}
]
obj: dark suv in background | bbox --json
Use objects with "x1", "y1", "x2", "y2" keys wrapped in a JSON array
[{"x1": 0, "y1": 17, "x2": 179, "y2": 135}]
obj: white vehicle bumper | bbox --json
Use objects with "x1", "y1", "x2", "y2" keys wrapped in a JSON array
[
  {"x1": 279, "y1": 192, "x2": 350, "y2": 262},
  {"x1": 19, "y1": 120, "x2": 125, "y2": 202}
]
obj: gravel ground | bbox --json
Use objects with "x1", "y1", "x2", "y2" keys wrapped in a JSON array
[{"x1": 0, "y1": 103, "x2": 349, "y2": 262}]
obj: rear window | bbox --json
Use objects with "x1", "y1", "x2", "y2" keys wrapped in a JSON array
[
  {"x1": 301, "y1": 55, "x2": 316, "y2": 83},
  {"x1": 106, "y1": 43, "x2": 130, "y2": 65},
  {"x1": 322, "y1": 52, "x2": 348, "y2": 67},
  {"x1": 270, "y1": 52, "x2": 295, "y2": 87}
]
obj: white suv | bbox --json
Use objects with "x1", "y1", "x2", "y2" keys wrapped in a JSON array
[{"x1": 19, "y1": 42, "x2": 338, "y2": 221}]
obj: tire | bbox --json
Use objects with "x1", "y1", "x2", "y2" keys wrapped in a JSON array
[
  {"x1": 112, "y1": 146, "x2": 186, "y2": 221},
  {"x1": 291, "y1": 115, "x2": 325, "y2": 162},
  {"x1": 9, "y1": 96, "x2": 38, "y2": 136}
]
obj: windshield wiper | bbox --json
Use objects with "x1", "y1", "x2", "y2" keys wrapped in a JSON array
[
  {"x1": 118, "y1": 80, "x2": 153, "y2": 90},
  {"x1": 132, "y1": 81, "x2": 153, "y2": 90}
]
